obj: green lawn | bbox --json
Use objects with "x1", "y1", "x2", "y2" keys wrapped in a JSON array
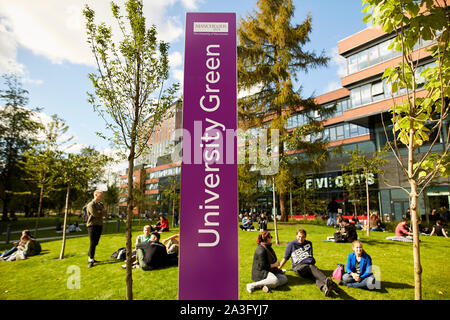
[{"x1": 1, "y1": 220, "x2": 449, "y2": 300}]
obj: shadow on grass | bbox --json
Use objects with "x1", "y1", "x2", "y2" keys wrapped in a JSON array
[
  {"x1": 376, "y1": 281, "x2": 414, "y2": 294},
  {"x1": 277, "y1": 274, "x2": 357, "y2": 300}
]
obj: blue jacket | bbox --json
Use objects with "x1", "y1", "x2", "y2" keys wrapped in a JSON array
[{"x1": 346, "y1": 252, "x2": 373, "y2": 279}]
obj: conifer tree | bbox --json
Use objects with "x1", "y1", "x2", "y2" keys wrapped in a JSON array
[{"x1": 238, "y1": 0, "x2": 332, "y2": 222}]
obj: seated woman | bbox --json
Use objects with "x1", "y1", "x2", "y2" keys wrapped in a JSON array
[
  {"x1": 2, "y1": 230, "x2": 39, "y2": 261},
  {"x1": 342, "y1": 240, "x2": 377, "y2": 290},
  {"x1": 151, "y1": 215, "x2": 169, "y2": 232},
  {"x1": 370, "y1": 217, "x2": 385, "y2": 232},
  {"x1": 258, "y1": 213, "x2": 268, "y2": 232},
  {"x1": 240, "y1": 215, "x2": 255, "y2": 231},
  {"x1": 333, "y1": 219, "x2": 358, "y2": 243},
  {"x1": 429, "y1": 220, "x2": 448, "y2": 238},
  {"x1": 246, "y1": 231, "x2": 287, "y2": 293}
]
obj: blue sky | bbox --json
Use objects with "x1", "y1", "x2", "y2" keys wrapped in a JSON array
[{"x1": 0, "y1": 0, "x2": 368, "y2": 173}]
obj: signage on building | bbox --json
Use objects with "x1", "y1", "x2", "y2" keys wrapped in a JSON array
[
  {"x1": 179, "y1": 13, "x2": 238, "y2": 300},
  {"x1": 305, "y1": 172, "x2": 376, "y2": 190}
]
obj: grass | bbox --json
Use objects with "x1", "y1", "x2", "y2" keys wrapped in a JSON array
[{"x1": 0, "y1": 219, "x2": 449, "y2": 300}]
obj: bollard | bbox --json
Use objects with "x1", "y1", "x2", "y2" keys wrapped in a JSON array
[
  {"x1": 5, "y1": 224, "x2": 11, "y2": 244},
  {"x1": 116, "y1": 219, "x2": 120, "y2": 233}
]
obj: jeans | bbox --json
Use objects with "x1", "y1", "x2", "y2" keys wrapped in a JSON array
[
  {"x1": 136, "y1": 248, "x2": 151, "y2": 270},
  {"x1": 295, "y1": 264, "x2": 328, "y2": 290},
  {"x1": 248, "y1": 272, "x2": 288, "y2": 290},
  {"x1": 342, "y1": 273, "x2": 376, "y2": 290},
  {"x1": 1, "y1": 246, "x2": 18, "y2": 258},
  {"x1": 327, "y1": 212, "x2": 337, "y2": 226},
  {"x1": 88, "y1": 225, "x2": 103, "y2": 259}
]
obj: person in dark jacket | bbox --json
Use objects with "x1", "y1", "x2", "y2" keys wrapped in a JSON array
[
  {"x1": 135, "y1": 232, "x2": 168, "y2": 270},
  {"x1": 334, "y1": 219, "x2": 358, "y2": 243},
  {"x1": 86, "y1": 190, "x2": 106, "y2": 268},
  {"x1": 343, "y1": 240, "x2": 377, "y2": 290},
  {"x1": 258, "y1": 213, "x2": 268, "y2": 232},
  {"x1": 246, "y1": 231, "x2": 287, "y2": 293}
]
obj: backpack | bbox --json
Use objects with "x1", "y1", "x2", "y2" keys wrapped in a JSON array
[
  {"x1": 111, "y1": 247, "x2": 127, "y2": 260},
  {"x1": 332, "y1": 264, "x2": 344, "y2": 281},
  {"x1": 82, "y1": 205, "x2": 88, "y2": 223}
]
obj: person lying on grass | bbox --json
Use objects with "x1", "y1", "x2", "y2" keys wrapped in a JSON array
[
  {"x1": 278, "y1": 228, "x2": 339, "y2": 297},
  {"x1": 342, "y1": 240, "x2": 377, "y2": 290},
  {"x1": 246, "y1": 231, "x2": 287, "y2": 294}
]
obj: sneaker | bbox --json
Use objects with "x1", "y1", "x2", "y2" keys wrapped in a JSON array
[
  {"x1": 246, "y1": 284, "x2": 254, "y2": 294},
  {"x1": 121, "y1": 264, "x2": 127, "y2": 269},
  {"x1": 88, "y1": 261, "x2": 94, "y2": 268},
  {"x1": 262, "y1": 285, "x2": 270, "y2": 293},
  {"x1": 322, "y1": 277, "x2": 333, "y2": 297}
]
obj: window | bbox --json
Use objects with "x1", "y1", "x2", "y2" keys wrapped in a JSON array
[
  {"x1": 357, "y1": 51, "x2": 369, "y2": 70},
  {"x1": 348, "y1": 54, "x2": 358, "y2": 74},
  {"x1": 360, "y1": 84, "x2": 371, "y2": 105},
  {"x1": 372, "y1": 81, "x2": 384, "y2": 102},
  {"x1": 336, "y1": 125, "x2": 344, "y2": 140},
  {"x1": 351, "y1": 87, "x2": 361, "y2": 108},
  {"x1": 379, "y1": 39, "x2": 393, "y2": 60},
  {"x1": 368, "y1": 46, "x2": 380, "y2": 65}
]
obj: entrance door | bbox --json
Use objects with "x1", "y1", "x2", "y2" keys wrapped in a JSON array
[{"x1": 392, "y1": 200, "x2": 409, "y2": 221}]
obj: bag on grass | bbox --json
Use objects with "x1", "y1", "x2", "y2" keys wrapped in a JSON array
[
  {"x1": 332, "y1": 264, "x2": 344, "y2": 281},
  {"x1": 111, "y1": 247, "x2": 126, "y2": 260}
]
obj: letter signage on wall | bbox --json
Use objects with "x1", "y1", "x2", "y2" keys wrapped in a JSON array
[{"x1": 179, "y1": 13, "x2": 238, "y2": 300}]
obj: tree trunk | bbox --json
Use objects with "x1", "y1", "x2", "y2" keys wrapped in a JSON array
[
  {"x1": 59, "y1": 185, "x2": 70, "y2": 260},
  {"x1": 366, "y1": 172, "x2": 370, "y2": 237},
  {"x1": 279, "y1": 191, "x2": 287, "y2": 222},
  {"x1": 409, "y1": 180, "x2": 422, "y2": 300},
  {"x1": 272, "y1": 177, "x2": 279, "y2": 245},
  {"x1": 34, "y1": 181, "x2": 45, "y2": 237},
  {"x1": 126, "y1": 150, "x2": 135, "y2": 301}
]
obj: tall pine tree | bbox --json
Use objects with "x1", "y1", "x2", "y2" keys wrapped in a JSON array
[{"x1": 238, "y1": 0, "x2": 333, "y2": 221}]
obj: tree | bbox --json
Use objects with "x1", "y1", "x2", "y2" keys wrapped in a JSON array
[
  {"x1": 103, "y1": 179, "x2": 120, "y2": 216},
  {"x1": 160, "y1": 174, "x2": 180, "y2": 228},
  {"x1": 83, "y1": 0, "x2": 179, "y2": 300},
  {"x1": 340, "y1": 148, "x2": 388, "y2": 236},
  {"x1": 238, "y1": 0, "x2": 332, "y2": 222},
  {"x1": 0, "y1": 74, "x2": 41, "y2": 221},
  {"x1": 57, "y1": 147, "x2": 110, "y2": 260},
  {"x1": 20, "y1": 114, "x2": 73, "y2": 237},
  {"x1": 362, "y1": 0, "x2": 450, "y2": 300}
]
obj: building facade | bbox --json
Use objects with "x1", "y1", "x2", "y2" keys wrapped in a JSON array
[{"x1": 119, "y1": 101, "x2": 182, "y2": 215}]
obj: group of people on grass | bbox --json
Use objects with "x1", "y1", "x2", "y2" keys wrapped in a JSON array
[
  {"x1": 240, "y1": 212, "x2": 268, "y2": 232},
  {"x1": 246, "y1": 228, "x2": 376, "y2": 296}
]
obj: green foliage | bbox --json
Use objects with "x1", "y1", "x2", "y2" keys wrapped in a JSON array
[
  {"x1": 237, "y1": 0, "x2": 332, "y2": 221},
  {"x1": 363, "y1": 0, "x2": 449, "y2": 183},
  {"x1": 0, "y1": 74, "x2": 41, "y2": 220}
]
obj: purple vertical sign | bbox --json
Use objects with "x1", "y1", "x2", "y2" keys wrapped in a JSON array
[{"x1": 179, "y1": 13, "x2": 238, "y2": 300}]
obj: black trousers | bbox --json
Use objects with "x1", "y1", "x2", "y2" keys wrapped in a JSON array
[
  {"x1": 295, "y1": 264, "x2": 327, "y2": 290},
  {"x1": 88, "y1": 225, "x2": 103, "y2": 259}
]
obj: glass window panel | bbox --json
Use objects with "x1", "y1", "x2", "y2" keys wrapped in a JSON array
[
  {"x1": 368, "y1": 46, "x2": 380, "y2": 65},
  {"x1": 329, "y1": 126, "x2": 336, "y2": 141},
  {"x1": 336, "y1": 125, "x2": 344, "y2": 140},
  {"x1": 344, "y1": 123, "x2": 351, "y2": 139},
  {"x1": 358, "y1": 50, "x2": 369, "y2": 70},
  {"x1": 349, "y1": 123, "x2": 359, "y2": 137},
  {"x1": 350, "y1": 87, "x2": 361, "y2": 108},
  {"x1": 372, "y1": 81, "x2": 384, "y2": 96},
  {"x1": 348, "y1": 54, "x2": 358, "y2": 74},
  {"x1": 383, "y1": 78, "x2": 392, "y2": 98},
  {"x1": 323, "y1": 128, "x2": 329, "y2": 141},
  {"x1": 360, "y1": 84, "x2": 372, "y2": 105},
  {"x1": 379, "y1": 39, "x2": 393, "y2": 60}
]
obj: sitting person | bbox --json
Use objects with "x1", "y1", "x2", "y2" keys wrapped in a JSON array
[
  {"x1": 429, "y1": 220, "x2": 448, "y2": 238},
  {"x1": 67, "y1": 221, "x2": 82, "y2": 233},
  {"x1": 2, "y1": 230, "x2": 39, "y2": 261},
  {"x1": 333, "y1": 219, "x2": 358, "y2": 243},
  {"x1": 279, "y1": 229, "x2": 338, "y2": 297},
  {"x1": 135, "y1": 232, "x2": 168, "y2": 270},
  {"x1": 1, "y1": 230, "x2": 31, "y2": 260},
  {"x1": 162, "y1": 234, "x2": 180, "y2": 256},
  {"x1": 258, "y1": 213, "x2": 268, "y2": 232},
  {"x1": 342, "y1": 240, "x2": 377, "y2": 290},
  {"x1": 351, "y1": 216, "x2": 363, "y2": 230},
  {"x1": 395, "y1": 218, "x2": 413, "y2": 238},
  {"x1": 370, "y1": 217, "x2": 385, "y2": 232},
  {"x1": 240, "y1": 215, "x2": 255, "y2": 231},
  {"x1": 418, "y1": 219, "x2": 430, "y2": 235},
  {"x1": 151, "y1": 215, "x2": 169, "y2": 232},
  {"x1": 246, "y1": 231, "x2": 287, "y2": 293}
]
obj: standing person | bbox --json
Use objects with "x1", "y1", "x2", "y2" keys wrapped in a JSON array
[
  {"x1": 342, "y1": 240, "x2": 377, "y2": 290},
  {"x1": 86, "y1": 190, "x2": 106, "y2": 268},
  {"x1": 278, "y1": 229, "x2": 337, "y2": 296},
  {"x1": 327, "y1": 197, "x2": 340, "y2": 227},
  {"x1": 246, "y1": 231, "x2": 287, "y2": 293}
]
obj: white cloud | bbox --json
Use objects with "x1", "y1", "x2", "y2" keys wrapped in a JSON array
[
  {"x1": 329, "y1": 46, "x2": 347, "y2": 78},
  {"x1": 0, "y1": 0, "x2": 187, "y2": 70},
  {"x1": 168, "y1": 51, "x2": 183, "y2": 68},
  {"x1": 172, "y1": 69, "x2": 184, "y2": 85}
]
